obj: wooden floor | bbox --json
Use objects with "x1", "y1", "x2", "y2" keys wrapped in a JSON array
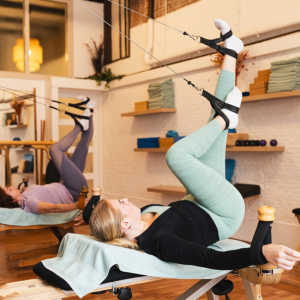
[{"x1": 1, "y1": 226, "x2": 300, "y2": 300}]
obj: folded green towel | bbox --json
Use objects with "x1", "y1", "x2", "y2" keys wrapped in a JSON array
[
  {"x1": 0, "y1": 208, "x2": 79, "y2": 226},
  {"x1": 271, "y1": 57, "x2": 300, "y2": 66},
  {"x1": 270, "y1": 72, "x2": 299, "y2": 78},
  {"x1": 267, "y1": 86, "x2": 300, "y2": 93},
  {"x1": 42, "y1": 233, "x2": 249, "y2": 298}
]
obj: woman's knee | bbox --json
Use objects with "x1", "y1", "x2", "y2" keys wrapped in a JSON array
[
  {"x1": 165, "y1": 145, "x2": 183, "y2": 169},
  {"x1": 49, "y1": 144, "x2": 55, "y2": 159}
]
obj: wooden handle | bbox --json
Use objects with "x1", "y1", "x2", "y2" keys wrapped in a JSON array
[
  {"x1": 257, "y1": 206, "x2": 275, "y2": 221},
  {"x1": 256, "y1": 262, "x2": 277, "y2": 270},
  {"x1": 77, "y1": 186, "x2": 89, "y2": 210},
  {"x1": 92, "y1": 187, "x2": 102, "y2": 196}
]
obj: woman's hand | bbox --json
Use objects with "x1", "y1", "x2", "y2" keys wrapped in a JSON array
[
  {"x1": 73, "y1": 212, "x2": 85, "y2": 226},
  {"x1": 262, "y1": 244, "x2": 300, "y2": 270}
]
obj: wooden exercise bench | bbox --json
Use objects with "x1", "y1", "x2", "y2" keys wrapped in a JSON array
[
  {"x1": 0, "y1": 206, "x2": 284, "y2": 300},
  {"x1": 1, "y1": 186, "x2": 92, "y2": 267}
]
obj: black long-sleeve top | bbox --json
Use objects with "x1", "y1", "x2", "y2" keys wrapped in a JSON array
[{"x1": 136, "y1": 200, "x2": 266, "y2": 270}]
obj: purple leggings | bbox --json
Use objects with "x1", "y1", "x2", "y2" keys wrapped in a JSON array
[{"x1": 49, "y1": 116, "x2": 93, "y2": 201}]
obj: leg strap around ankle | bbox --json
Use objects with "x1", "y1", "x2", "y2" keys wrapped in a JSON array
[
  {"x1": 202, "y1": 89, "x2": 239, "y2": 130},
  {"x1": 65, "y1": 111, "x2": 90, "y2": 132},
  {"x1": 202, "y1": 90, "x2": 240, "y2": 114},
  {"x1": 68, "y1": 97, "x2": 90, "y2": 111},
  {"x1": 49, "y1": 106, "x2": 90, "y2": 132},
  {"x1": 200, "y1": 30, "x2": 238, "y2": 59}
]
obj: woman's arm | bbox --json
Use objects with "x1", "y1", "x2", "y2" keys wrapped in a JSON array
[
  {"x1": 37, "y1": 201, "x2": 79, "y2": 214},
  {"x1": 157, "y1": 234, "x2": 300, "y2": 271}
]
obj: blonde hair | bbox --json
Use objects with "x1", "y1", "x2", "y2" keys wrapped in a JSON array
[{"x1": 89, "y1": 199, "x2": 142, "y2": 251}]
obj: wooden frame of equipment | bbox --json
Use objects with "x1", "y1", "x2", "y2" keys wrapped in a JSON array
[
  {"x1": 0, "y1": 187, "x2": 91, "y2": 267},
  {"x1": 0, "y1": 206, "x2": 285, "y2": 299},
  {"x1": 0, "y1": 267, "x2": 284, "y2": 300}
]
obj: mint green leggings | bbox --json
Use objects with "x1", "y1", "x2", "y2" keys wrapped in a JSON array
[{"x1": 165, "y1": 70, "x2": 245, "y2": 240}]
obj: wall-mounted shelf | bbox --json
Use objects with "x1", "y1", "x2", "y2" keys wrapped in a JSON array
[
  {"x1": 4, "y1": 124, "x2": 27, "y2": 129},
  {"x1": 12, "y1": 147, "x2": 34, "y2": 152},
  {"x1": 13, "y1": 172, "x2": 34, "y2": 177},
  {"x1": 134, "y1": 148, "x2": 169, "y2": 152},
  {"x1": 148, "y1": 185, "x2": 186, "y2": 196},
  {"x1": 134, "y1": 146, "x2": 285, "y2": 152},
  {"x1": 121, "y1": 108, "x2": 176, "y2": 117},
  {"x1": 147, "y1": 185, "x2": 259, "y2": 202},
  {"x1": 242, "y1": 90, "x2": 300, "y2": 103},
  {"x1": 226, "y1": 146, "x2": 285, "y2": 152}
]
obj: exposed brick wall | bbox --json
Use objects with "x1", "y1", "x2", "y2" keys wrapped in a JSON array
[
  {"x1": 130, "y1": 1, "x2": 150, "y2": 28},
  {"x1": 130, "y1": 0, "x2": 201, "y2": 28}
]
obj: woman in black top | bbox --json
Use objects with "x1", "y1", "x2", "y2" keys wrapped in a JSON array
[{"x1": 87, "y1": 19, "x2": 300, "y2": 271}]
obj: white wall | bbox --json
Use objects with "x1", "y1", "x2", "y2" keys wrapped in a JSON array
[
  {"x1": 106, "y1": 0, "x2": 300, "y2": 76},
  {"x1": 72, "y1": 0, "x2": 104, "y2": 78}
]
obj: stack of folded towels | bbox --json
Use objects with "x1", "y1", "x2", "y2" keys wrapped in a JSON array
[
  {"x1": 267, "y1": 57, "x2": 300, "y2": 93},
  {"x1": 147, "y1": 79, "x2": 175, "y2": 109}
]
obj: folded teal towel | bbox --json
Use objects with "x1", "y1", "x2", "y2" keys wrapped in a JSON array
[
  {"x1": 42, "y1": 234, "x2": 249, "y2": 298},
  {"x1": 0, "y1": 208, "x2": 79, "y2": 226}
]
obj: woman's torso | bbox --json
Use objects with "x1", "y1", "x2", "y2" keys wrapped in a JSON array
[
  {"x1": 21, "y1": 183, "x2": 74, "y2": 213},
  {"x1": 137, "y1": 200, "x2": 219, "y2": 257}
]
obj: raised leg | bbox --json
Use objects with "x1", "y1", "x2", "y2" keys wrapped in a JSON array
[
  {"x1": 69, "y1": 115, "x2": 94, "y2": 173},
  {"x1": 49, "y1": 126, "x2": 88, "y2": 200}
]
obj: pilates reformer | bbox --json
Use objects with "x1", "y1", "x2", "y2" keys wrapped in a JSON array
[
  {"x1": 0, "y1": 206, "x2": 284, "y2": 300},
  {"x1": 0, "y1": 186, "x2": 94, "y2": 267}
]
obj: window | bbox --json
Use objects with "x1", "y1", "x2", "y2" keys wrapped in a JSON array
[
  {"x1": 104, "y1": 0, "x2": 130, "y2": 64},
  {"x1": 0, "y1": 0, "x2": 24, "y2": 73},
  {"x1": 29, "y1": 0, "x2": 67, "y2": 76},
  {"x1": 0, "y1": 0, "x2": 68, "y2": 76}
]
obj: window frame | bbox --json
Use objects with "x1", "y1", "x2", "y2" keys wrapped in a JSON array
[
  {"x1": 104, "y1": 0, "x2": 130, "y2": 65},
  {"x1": 0, "y1": 0, "x2": 73, "y2": 77}
]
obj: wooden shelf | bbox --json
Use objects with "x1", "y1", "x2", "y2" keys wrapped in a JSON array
[
  {"x1": 242, "y1": 90, "x2": 300, "y2": 103},
  {"x1": 4, "y1": 124, "x2": 27, "y2": 129},
  {"x1": 134, "y1": 148, "x2": 170, "y2": 152},
  {"x1": 13, "y1": 172, "x2": 34, "y2": 177},
  {"x1": 135, "y1": 146, "x2": 285, "y2": 152},
  {"x1": 121, "y1": 108, "x2": 176, "y2": 117},
  {"x1": 12, "y1": 147, "x2": 34, "y2": 152},
  {"x1": 226, "y1": 146, "x2": 285, "y2": 152},
  {"x1": 148, "y1": 185, "x2": 186, "y2": 196},
  {"x1": 147, "y1": 185, "x2": 259, "y2": 202}
]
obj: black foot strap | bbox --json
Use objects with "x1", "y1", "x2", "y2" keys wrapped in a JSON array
[
  {"x1": 200, "y1": 30, "x2": 238, "y2": 59},
  {"x1": 68, "y1": 97, "x2": 90, "y2": 111},
  {"x1": 250, "y1": 221, "x2": 272, "y2": 265},
  {"x1": 64, "y1": 110, "x2": 90, "y2": 132},
  {"x1": 202, "y1": 89, "x2": 239, "y2": 130}
]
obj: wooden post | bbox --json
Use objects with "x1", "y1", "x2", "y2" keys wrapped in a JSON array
[
  {"x1": 33, "y1": 88, "x2": 38, "y2": 184},
  {"x1": 91, "y1": 186, "x2": 102, "y2": 196},
  {"x1": 40, "y1": 120, "x2": 45, "y2": 185},
  {"x1": 77, "y1": 186, "x2": 90, "y2": 210}
]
